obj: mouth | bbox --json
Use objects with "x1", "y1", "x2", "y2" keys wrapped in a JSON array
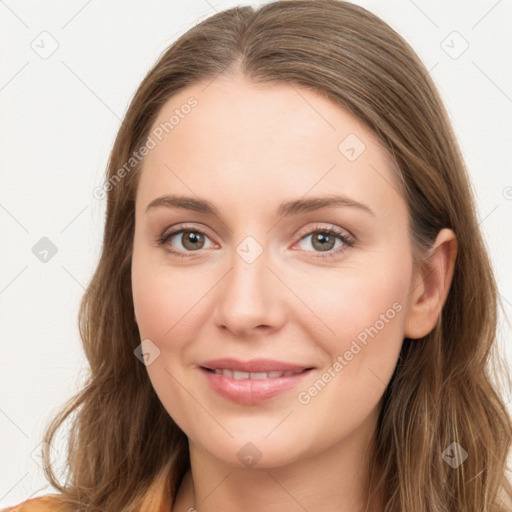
[
  {"x1": 199, "y1": 357, "x2": 314, "y2": 374},
  {"x1": 198, "y1": 358, "x2": 316, "y2": 404},
  {"x1": 201, "y1": 367, "x2": 313, "y2": 380}
]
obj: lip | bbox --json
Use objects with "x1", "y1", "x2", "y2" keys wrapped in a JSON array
[
  {"x1": 198, "y1": 358, "x2": 315, "y2": 405},
  {"x1": 200, "y1": 358, "x2": 312, "y2": 373}
]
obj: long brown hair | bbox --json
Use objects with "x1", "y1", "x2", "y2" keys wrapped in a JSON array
[{"x1": 38, "y1": 1, "x2": 512, "y2": 510}]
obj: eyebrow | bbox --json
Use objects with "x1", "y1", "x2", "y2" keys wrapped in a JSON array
[{"x1": 145, "y1": 194, "x2": 375, "y2": 217}]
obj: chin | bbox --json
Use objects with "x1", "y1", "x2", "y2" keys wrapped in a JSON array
[{"x1": 194, "y1": 433, "x2": 309, "y2": 470}]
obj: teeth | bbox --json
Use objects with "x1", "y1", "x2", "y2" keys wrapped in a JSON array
[
  {"x1": 233, "y1": 370, "x2": 250, "y2": 380},
  {"x1": 250, "y1": 372, "x2": 268, "y2": 379},
  {"x1": 212, "y1": 369, "x2": 303, "y2": 379}
]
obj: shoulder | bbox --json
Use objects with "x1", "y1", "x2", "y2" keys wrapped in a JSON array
[{"x1": 0, "y1": 495, "x2": 69, "y2": 512}]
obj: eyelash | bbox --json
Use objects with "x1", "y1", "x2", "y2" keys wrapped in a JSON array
[{"x1": 156, "y1": 223, "x2": 356, "y2": 259}]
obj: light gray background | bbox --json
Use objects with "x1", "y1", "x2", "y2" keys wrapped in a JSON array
[{"x1": 1, "y1": 0, "x2": 511, "y2": 506}]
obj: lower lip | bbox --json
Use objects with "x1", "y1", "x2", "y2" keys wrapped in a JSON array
[{"x1": 200, "y1": 367, "x2": 314, "y2": 405}]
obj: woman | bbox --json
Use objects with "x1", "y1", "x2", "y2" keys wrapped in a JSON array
[{"x1": 4, "y1": 0, "x2": 511, "y2": 510}]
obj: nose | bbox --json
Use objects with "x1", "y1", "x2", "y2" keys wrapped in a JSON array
[{"x1": 213, "y1": 244, "x2": 286, "y2": 337}]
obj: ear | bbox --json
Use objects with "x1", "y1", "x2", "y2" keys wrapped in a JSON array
[{"x1": 404, "y1": 228, "x2": 458, "y2": 340}]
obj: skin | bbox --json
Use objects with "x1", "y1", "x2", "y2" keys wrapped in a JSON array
[{"x1": 131, "y1": 73, "x2": 457, "y2": 512}]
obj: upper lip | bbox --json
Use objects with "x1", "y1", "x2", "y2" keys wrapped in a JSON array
[{"x1": 200, "y1": 358, "x2": 314, "y2": 373}]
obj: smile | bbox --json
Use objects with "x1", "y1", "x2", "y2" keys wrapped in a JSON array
[
  {"x1": 208, "y1": 368, "x2": 307, "y2": 380},
  {"x1": 199, "y1": 366, "x2": 314, "y2": 404}
]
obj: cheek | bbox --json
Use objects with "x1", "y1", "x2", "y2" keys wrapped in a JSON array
[
  {"x1": 131, "y1": 257, "x2": 200, "y2": 429},
  {"x1": 297, "y1": 261, "x2": 408, "y2": 379},
  {"x1": 292, "y1": 271, "x2": 407, "y2": 436},
  {"x1": 132, "y1": 268, "x2": 172, "y2": 341},
  {"x1": 132, "y1": 253, "x2": 198, "y2": 345}
]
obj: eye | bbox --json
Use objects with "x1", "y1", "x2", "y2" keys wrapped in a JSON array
[
  {"x1": 294, "y1": 224, "x2": 355, "y2": 259},
  {"x1": 156, "y1": 224, "x2": 215, "y2": 257},
  {"x1": 155, "y1": 223, "x2": 356, "y2": 259}
]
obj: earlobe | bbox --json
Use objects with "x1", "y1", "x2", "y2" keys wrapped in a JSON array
[{"x1": 404, "y1": 228, "x2": 458, "y2": 340}]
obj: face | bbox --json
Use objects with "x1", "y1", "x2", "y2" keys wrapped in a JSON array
[{"x1": 131, "y1": 74, "x2": 416, "y2": 468}]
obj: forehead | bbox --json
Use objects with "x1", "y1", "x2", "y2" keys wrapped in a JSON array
[
  {"x1": 147, "y1": 74, "x2": 383, "y2": 160},
  {"x1": 136, "y1": 74, "x2": 404, "y2": 220}
]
